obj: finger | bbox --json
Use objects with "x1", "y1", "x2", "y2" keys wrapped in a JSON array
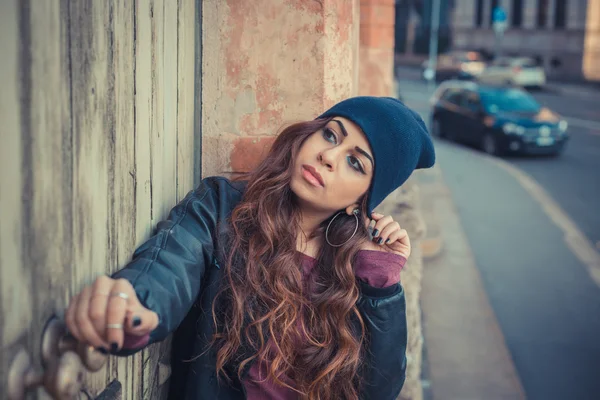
[
  {"x1": 105, "y1": 279, "x2": 134, "y2": 352},
  {"x1": 398, "y1": 229, "x2": 410, "y2": 249},
  {"x1": 370, "y1": 212, "x2": 385, "y2": 221},
  {"x1": 376, "y1": 221, "x2": 401, "y2": 245},
  {"x1": 372, "y1": 215, "x2": 394, "y2": 238},
  {"x1": 75, "y1": 287, "x2": 109, "y2": 348},
  {"x1": 386, "y1": 229, "x2": 411, "y2": 258},
  {"x1": 65, "y1": 294, "x2": 82, "y2": 341},
  {"x1": 88, "y1": 276, "x2": 113, "y2": 339},
  {"x1": 385, "y1": 229, "x2": 404, "y2": 245},
  {"x1": 124, "y1": 307, "x2": 159, "y2": 335}
]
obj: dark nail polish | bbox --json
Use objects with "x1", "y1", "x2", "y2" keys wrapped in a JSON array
[
  {"x1": 372, "y1": 229, "x2": 379, "y2": 237},
  {"x1": 385, "y1": 239, "x2": 391, "y2": 244},
  {"x1": 111, "y1": 342, "x2": 119, "y2": 353},
  {"x1": 378, "y1": 237, "x2": 384, "y2": 245},
  {"x1": 97, "y1": 347, "x2": 108, "y2": 354},
  {"x1": 132, "y1": 316, "x2": 142, "y2": 327}
]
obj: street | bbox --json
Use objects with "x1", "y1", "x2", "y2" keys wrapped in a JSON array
[{"x1": 396, "y1": 67, "x2": 600, "y2": 399}]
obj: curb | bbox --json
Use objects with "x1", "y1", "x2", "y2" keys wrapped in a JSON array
[{"x1": 414, "y1": 165, "x2": 446, "y2": 260}]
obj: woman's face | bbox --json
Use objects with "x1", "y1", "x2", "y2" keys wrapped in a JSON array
[{"x1": 290, "y1": 117, "x2": 374, "y2": 215}]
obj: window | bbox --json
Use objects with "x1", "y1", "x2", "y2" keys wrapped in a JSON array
[
  {"x1": 480, "y1": 88, "x2": 541, "y2": 113},
  {"x1": 511, "y1": 0, "x2": 523, "y2": 27},
  {"x1": 490, "y1": 0, "x2": 500, "y2": 25},
  {"x1": 464, "y1": 91, "x2": 482, "y2": 113},
  {"x1": 475, "y1": 0, "x2": 484, "y2": 27},
  {"x1": 554, "y1": 0, "x2": 567, "y2": 29},
  {"x1": 443, "y1": 89, "x2": 465, "y2": 106},
  {"x1": 537, "y1": 0, "x2": 550, "y2": 28}
]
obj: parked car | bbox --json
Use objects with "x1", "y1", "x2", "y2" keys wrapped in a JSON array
[
  {"x1": 421, "y1": 51, "x2": 487, "y2": 81},
  {"x1": 477, "y1": 57, "x2": 546, "y2": 88},
  {"x1": 429, "y1": 81, "x2": 569, "y2": 156}
]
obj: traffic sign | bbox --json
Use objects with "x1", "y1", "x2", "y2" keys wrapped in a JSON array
[{"x1": 492, "y1": 7, "x2": 507, "y2": 23}]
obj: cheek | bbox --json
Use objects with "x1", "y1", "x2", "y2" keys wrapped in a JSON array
[{"x1": 331, "y1": 172, "x2": 370, "y2": 200}]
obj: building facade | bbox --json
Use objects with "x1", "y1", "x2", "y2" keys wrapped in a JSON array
[{"x1": 451, "y1": 0, "x2": 600, "y2": 81}]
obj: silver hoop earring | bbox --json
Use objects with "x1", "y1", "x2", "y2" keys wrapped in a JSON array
[{"x1": 325, "y1": 209, "x2": 360, "y2": 248}]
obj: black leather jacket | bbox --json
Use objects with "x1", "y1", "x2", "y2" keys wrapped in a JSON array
[{"x1": 113, "y1": 177, "x2": 407, "y2": 400}]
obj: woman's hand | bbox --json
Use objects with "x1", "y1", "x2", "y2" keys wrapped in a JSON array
[
  {"x1": 65, "y1": 276, "x2": 159, "y2": 353},
  {"x1": 360, "y1": 212, "x2": 411, "y2": 259}
]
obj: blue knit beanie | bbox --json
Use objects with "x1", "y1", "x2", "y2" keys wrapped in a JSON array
[{"x1": 319, "y1": 96, "x2": 435, "y2": 213}]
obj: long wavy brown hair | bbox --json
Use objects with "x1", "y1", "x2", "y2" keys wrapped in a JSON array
[{"x1": 210, "y1": 117, "x2": 372, "y2": 400}]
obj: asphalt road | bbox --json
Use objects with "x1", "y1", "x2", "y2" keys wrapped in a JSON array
[{"x1": 396, "y1": 68, "x2": 600, "y2": 399}]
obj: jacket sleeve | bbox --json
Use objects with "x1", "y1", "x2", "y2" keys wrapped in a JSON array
[
  {"x1": 111, "y1": 178, "x2": 221, "y2": 350},
  {"x1": 357, "y1": 281, "x2": 408, "y2": 400}
]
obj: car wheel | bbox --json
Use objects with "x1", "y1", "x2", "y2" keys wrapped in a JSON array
[
  {"x1": 431, "y1": 118, "x2": 444, "y2": 138},
  {"x1": 482, "y1": 133, "x2": 500, "y2": 156}
]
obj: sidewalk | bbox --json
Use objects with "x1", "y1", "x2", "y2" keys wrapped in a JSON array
[
  {"x1": 544, "y1": 81, "x2": 600, "y2": 100},
  {"x1": 415, "y1": 165, "x2": 526, "y2": 400}
]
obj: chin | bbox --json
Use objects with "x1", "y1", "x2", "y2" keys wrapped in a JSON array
[{"x1": 290, "y1": 179, "x2": 333, "y2": 214}]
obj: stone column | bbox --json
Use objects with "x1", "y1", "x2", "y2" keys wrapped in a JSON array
[
  {"x1": 358, "y1": 0, "x2": 396, "y2": 96},
  {"x1": 201, "y1": 0, "x2": 359, "y2": 176},
  {"x1": 547, "y1": 0, "x2": 557, "y2": 29},
  {"x1": 482, "y1": 0, "x2": 492, "y2": 28},
  {"x1": 583, "y1": 0, "x2": 600, "y2": 80},
  {"x1": 523, "y1": 0, "x2": 538, "y2": 29}
]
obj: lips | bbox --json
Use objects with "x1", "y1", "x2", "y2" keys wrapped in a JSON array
[{"x1": 302, "y1": 164, "x2": 325, "y2": 187}]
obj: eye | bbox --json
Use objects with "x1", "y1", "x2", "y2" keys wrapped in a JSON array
[
  {"x1": 322, "y1": 127, "x2": 337, "y2": 144},
  {"x1": 347, "y1": 155, "x2": 365, "y2": 174}
]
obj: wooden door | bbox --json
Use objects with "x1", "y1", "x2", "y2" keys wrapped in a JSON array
[{"x1": 0, "y1": 0, "x2": 200, "y2": 398}]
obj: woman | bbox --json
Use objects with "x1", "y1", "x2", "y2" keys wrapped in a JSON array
[{"x1": 65, "y1": 96, "x2": 435, "y2": 400}]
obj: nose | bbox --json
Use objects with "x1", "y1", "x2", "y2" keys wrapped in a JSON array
[{"x1": 318, "y1": 147, "x2": 340, "y2": 171}]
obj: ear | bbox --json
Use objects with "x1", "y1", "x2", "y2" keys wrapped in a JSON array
[{"x1": 345, "y1": 204, "x2": 360, "y2": 216}]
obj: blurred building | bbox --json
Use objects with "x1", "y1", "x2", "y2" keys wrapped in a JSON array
[
  {"x1": 395, "y1": 0, "x2": 455, "y2": 55},
  {"x1": 451, "y1": 0, "x2": 600, "y2": 81}
]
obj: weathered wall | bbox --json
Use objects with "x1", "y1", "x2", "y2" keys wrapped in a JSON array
[
  {"x1": 201, "y1": 0, "x2": 359, "y2": 176},
  {"x1": 0, "y1": 0, "x2": 196, "y2": 398},
  {"x1": 359, "y1": 0, "x2": 396, "y2": 96}
]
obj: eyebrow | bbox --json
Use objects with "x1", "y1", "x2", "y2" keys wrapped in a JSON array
[
  {"x1": 355, "y1": 147, "x2": 374, "y2": 169},
  {"x1": 332, "y1": 119, "x2": 348, "y2": 137}
]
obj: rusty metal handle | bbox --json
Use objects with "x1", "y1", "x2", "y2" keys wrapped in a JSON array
[
  {"x1": 42, "y1": 316, "x2": 108, "y2": 372},
  {"x1": 7, "y1": 316, "x2": 109, "y2": 400},
  {"x1": 7, "y1": 348, "x2": 45, "y2": 400}
]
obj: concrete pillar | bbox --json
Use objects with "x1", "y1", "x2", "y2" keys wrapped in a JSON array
[
  {"x1": 482, "y1": 0, "x2": 492, "y2": 28},
  {"x1": 523, "y1": 0, "x2": 538, "y2": 29},
  {"x1": 583, "y1": 0, "x2": 600, "y2": 80},
  {"x1": 201, "y1": 0, "x2": 359, "y2": 176},
  {"x1": 358, "y1": 0, "x2": 396, "y2": 96},
  {"x1": 547, "y1": 0, "x2": 557, "y2": 29}
]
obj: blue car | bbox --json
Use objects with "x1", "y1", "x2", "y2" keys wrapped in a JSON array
[{"x1": 429, "y1": 81, "x2": 569, "y2": 156}]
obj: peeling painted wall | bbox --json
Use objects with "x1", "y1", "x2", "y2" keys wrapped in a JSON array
[
  {"x1": 201, "y1": 0, "x2": 359, "y2": 176},
  {"x1": 358, "y1": 0, "x2": 396, "y2": 96}
]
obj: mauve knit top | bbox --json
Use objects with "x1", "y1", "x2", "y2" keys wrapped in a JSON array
[{"x1": 122, "y1": 250, "x2": 406, "y2": 399}]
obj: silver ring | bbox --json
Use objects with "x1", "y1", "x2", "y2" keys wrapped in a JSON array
[
  {"x1": 106, "y1": 323, "x2": 124, "y2": 329},
  {"x1": 110, "y1": 292, "x2": 129, "y2": 300}
]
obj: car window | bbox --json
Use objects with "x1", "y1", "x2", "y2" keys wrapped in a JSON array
[
  {"x1": 441, "y1": 89, "x2": 464, "y2": 105},
  {"x1": 479, "y1": 88, "x2": 541, "y2": 113},
  {"x1": 463, "y1": 91, "x2": 481, "y2": 112},
  {"x1": 519, "y1": 59, "x2": 538, "y2": 68},
  {"x1": 492, "y1": 59, "x2": 511, "y2": 68}
]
